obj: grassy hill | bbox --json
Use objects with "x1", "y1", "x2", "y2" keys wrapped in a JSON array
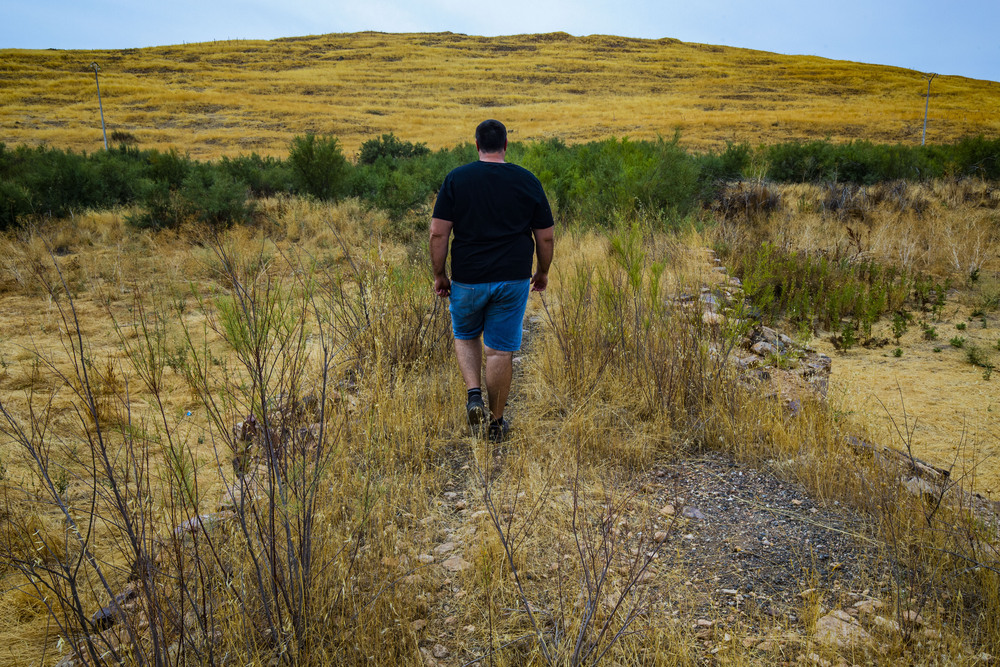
[
  {"x1": 2, "y1": 32, "x2": 999, "y2": 159},
  {"x1": 2, "y1": 32, "x2": 1000, "y2": 667}
]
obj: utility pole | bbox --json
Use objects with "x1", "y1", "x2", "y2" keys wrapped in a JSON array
[
  {"x1": 91, "y1": 62, "x2": 108, "y2": 150},
  {"x1": 922, "y1": 73, "x2": 937, "y2": 146}
]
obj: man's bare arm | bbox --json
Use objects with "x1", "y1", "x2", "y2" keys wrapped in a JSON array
[
  {"x1": 430, "y1": 216, "x2": 454, "y2": 296},
  {"x1": 530, "y1": 225, "x2": 554, "y2": 292}
]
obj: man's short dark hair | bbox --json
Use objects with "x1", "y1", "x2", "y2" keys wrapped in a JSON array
[{"x1": 475, "y1": 119, "x2": 507, "y2": 153}]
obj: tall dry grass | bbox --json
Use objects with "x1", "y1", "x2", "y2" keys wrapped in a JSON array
[{"x1": 1, "y1": 198, "x2": 999, "y2": 665}]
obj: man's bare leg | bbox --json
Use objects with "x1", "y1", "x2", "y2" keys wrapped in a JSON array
[
  {"x1": 484, "y1": 346, "x2": 513, "y2": 419},
  {"x1": 454, "y1": 337, "x2": 483, "y2": 390}
]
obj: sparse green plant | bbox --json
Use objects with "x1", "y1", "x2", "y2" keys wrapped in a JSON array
[
  {"x1": 922, "y1": 323, "x2": 938, "y2": 340},
  {"x1": 950, "y1": 336, "x2": 966, "y2": 348},
  {"x1": 965, "y1": 343, "x2": 995, "y2": 371},
  {"x1": 837, "y1": 320, "x2": 858, "y2": 351},
  {"x1": 893, "y1": 347, "x2": 903, "y2": 357},
  {"x1": 891, "y1": 310, "x2": 912, "y2": 343},
  {"x1": 956, "y1": 321, "x2": 967, "y2": 331}
]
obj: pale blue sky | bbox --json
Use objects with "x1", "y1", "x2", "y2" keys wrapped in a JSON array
[{"x1": 2, "y1": 0, "x2": 997, "y2": 82}]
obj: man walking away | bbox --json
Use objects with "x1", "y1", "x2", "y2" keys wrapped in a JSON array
[{"x1": 430, "y1": 119, "x2": 555, "y2": 442}]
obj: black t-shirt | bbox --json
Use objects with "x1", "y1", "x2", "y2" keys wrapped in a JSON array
[{"x1": 433, "y1": 161, "x2": 554, "y2": 284}]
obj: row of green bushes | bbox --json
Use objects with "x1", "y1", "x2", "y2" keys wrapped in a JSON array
[
  {"x1": 764, "y1": 136, "x2": 1000, "y2": 184},
  {"x1": 1, "y1": 134, "x2": 998, "y2": 230},
  {"x1": 0, "y1": 134, "x2": 476, "y2": 229}
]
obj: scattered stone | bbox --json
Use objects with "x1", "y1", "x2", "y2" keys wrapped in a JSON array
[
  {"x1": 432, "y1": 644, "x2": 450, "y2": 659},
  {"x1": 463, "y1": 624, "x2": 476, "y2": 633},
  {"x1": 417, "y1": 554, "x2": 434, "y2": 564},
  {"x1": 442, "y1": 556, "x2": 471, "y2": 572},
  {"x1": 433, "y1": 542, "x2": 457, "y2": 556},
  {"x1": 411, "y1": 619, "x2": 427, "y2": 632},
  {"x1": 682, "y1": 506, "x2": 706, "y2": 520},
  {"x1": 703, "y1": 311, "x2": 725, "y2": 326},
  {"x1": 752, "y1": 341, "x2": 776, "y2": 356},
  {"x1": 901, "y1": 609, "x2": 924, "y2": 627},
  {"x1": 814, "y1": 612, "x2": 872, "y2": 649},
  {"x1": 455, "y1": 499, "x2": 468, "y2": 510},
  {"x1": 659, "y1": 504, "x2": 676, "y2": 517},
  {"x1": 903, "y1": 476, "x2": 938, "y2": 499},
  {"x1": 174, "y1": 511, "x2": 234, "y2": 538},
  {"x1": 853, "y1": 599, "x2": 884, "y2": 615},
  {"x1": 806, "y1": 652, "x2": 832, "y2": 667},
  {"x1": 653, "y1": 531, "x2": 669, "y2": 543}
]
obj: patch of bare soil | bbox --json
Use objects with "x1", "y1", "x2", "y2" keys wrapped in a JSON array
[
  {"x1": 413, "y1": 448, "x2": 878, "y2": 665},
  {"x1": 641, "y1": 453, "x2": 875, "y2": 633}
]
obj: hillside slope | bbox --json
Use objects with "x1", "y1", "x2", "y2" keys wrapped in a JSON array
[{"x1": 2, "y1": 32, "x2": 999, "y2": 159}]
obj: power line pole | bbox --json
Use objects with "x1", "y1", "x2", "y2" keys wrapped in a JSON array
[
  {"x1": 91, "y1": 62, "x2": 108, "y2": 150},
  {"x1": 922, "y1": 73, "x2": 937, "y2": 146}
]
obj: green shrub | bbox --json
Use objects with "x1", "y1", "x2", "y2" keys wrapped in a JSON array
[
  {"x1": 0, "y1": 179, "x2": 32, "y2": 230},
  {"x1": 358, "y1": 133, "x2": 430, "y2": 165},
  {"x1": 965, "y1": 344, "x2": 995, "y2": 372},
  {"x1": 180, "y1": 165, "x2": 254, "y2": 228},
  {"x1": 521, "y1": 134, "x2": 701, "y2": 227},
  {"x1": 126, "y1": 179, "x2": 180, "y2": 230},
  {"x1": 891, "y1": 311, "x2": 912, "y2": 342},
  {"x1": 287, "y1": 134, "x2": 350, "y2": 201},
  {"x1": 351, "y1": 143, "x2": 465, "y2": 219},
  {"x1": 950, "y1": 336, "x2": 966, "y2": 348},
  {"x1": 220, "y1": 153, "x2": 293, "y2": 197},
  {"x1": 950, "y1": 136, "x2": 1000, "y2": 179},
  {"x1": 145, "y1": 148, "x2": 192, "y2": 188}
]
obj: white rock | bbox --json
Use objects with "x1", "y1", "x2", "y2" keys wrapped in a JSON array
[{"x1": 814, "y1": 612, "x2": 872, "y2": 649}]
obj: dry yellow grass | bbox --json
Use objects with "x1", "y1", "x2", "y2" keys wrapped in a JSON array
[
  {"x1": 2, "y1": 31, "x2": 1000, "y2": 667},
  {"x1": 2, "y1": 32, "x2": 999, "y2": 160},
  {"x1": 720, "y1": 180, "x2": 1000, "y2": 495},
  {"x1": 1, "y1": 210, "x2": 998, "y2": 665}
]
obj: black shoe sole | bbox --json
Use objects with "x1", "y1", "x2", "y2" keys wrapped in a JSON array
[{"x1": 467, "y1": 402, "x2": 486, "y2": 436}]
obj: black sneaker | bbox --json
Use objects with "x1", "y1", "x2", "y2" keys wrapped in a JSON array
[
  {"x1": 488, "y1": 417, "x2": 510, "y2": 443},
  {"x1": 466, "y1": 393, "x2": 486, "y2": 436}
]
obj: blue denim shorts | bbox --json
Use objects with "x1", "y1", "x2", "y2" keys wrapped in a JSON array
[{"x1": 449, "y1": 279, "x2": 530, "y2": 352}]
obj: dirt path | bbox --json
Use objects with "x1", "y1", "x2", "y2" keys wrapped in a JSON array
[{"x1": 410, "y1": 306, "x2": 881, "y2": 665}]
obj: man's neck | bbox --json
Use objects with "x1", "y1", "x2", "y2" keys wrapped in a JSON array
[{"x1": 478, "y1": 151, "x2": 506, "y2": 164}]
